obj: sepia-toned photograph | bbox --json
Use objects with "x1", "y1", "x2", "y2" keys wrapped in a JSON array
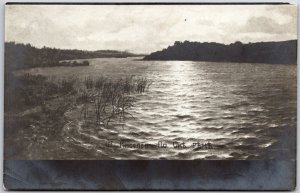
[{"x1": 4, "y1": 4, "x2": 297, "y2": 161}]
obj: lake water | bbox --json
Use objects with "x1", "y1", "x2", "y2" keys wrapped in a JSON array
[{"x1": 19, "y1": 57, "x2": 297, "y2": 160}]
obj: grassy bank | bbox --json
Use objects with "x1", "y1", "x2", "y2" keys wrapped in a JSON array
[{"x1": 5, "y1": 73, "x2": 151, "y2": 159}]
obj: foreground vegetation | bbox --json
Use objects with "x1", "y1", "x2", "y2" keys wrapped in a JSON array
[
  {"x1": 4, "y1": 73, "x2": 151, "y2": 159},
  {"x1": 6, "y1": 73, "x2": 151, "y2": 123}
]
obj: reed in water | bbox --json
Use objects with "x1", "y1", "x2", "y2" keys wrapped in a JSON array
[
  {"x1": 5, "y1": 73, "x2": 151, "y2": 159},
  {"x1": 81, "y1": 75, "x2": 151, "y2": 125}
]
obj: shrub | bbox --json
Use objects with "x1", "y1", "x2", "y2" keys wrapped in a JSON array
[
  {"x1": 59, "y1": 78, "x2": 76, "y2": 94},
  {"x1": 82, "y1": 60, "x2": 89, "y2": 66},
  {"x1": 84, "y1": 77, "x2": 94, "y2": 89}
]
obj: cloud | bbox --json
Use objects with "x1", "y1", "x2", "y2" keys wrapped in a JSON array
[
  {"x1": 266, "y1": 5, "x2": 297, "y2": 18},
  {"x1": 241, "y1": 16, "x2": 296, "y2": 35},
  {"x1": 5, "y1": 4, "x2": 297, "y2": 53}
]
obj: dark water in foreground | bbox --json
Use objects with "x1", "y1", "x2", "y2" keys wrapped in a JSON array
[{"x1": 18, "y1": 57, "x2": 296, "y2": 159}]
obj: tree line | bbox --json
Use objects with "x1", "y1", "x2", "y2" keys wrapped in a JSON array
[
  {"x1": 144, "y1": 40, "x2": 297, "y2": 65},
  {"x1": 5, "y1": 42, "x2": 139, "y2": 70}
]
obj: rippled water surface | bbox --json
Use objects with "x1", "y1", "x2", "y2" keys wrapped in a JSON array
[{"x1": 20, "y1": 57, "x2": 296, "y2": 159}]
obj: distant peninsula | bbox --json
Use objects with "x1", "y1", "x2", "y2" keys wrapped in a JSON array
[
  {"x1": 5, "y1": 42, "x2": 142, "y2": 70},
  {"x1": 143, "y1": 40, "x2": 297, "y2": 65}
]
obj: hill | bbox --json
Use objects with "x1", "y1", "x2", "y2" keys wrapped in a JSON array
[
  {"x1": 143, "y1": 40, "x2": 297, "y2": 65},
  {"x1": 5, "y1": 42, "x2": 140, "y2": 70}
]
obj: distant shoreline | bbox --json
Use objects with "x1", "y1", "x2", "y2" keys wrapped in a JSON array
[
  {"x1": 5, "y1": 42, "x2": 143, "y2": 70},
  {"x1": 143, "y1": 40, "x2": 297, "y2": 65}
]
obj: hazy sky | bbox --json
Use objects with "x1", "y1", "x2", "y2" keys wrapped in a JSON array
[{"x1": 5, "y1": 4, "x2": 297, "y2": 54}]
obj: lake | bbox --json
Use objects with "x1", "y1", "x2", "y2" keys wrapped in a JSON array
[{"x1": 17, "y1": 57, "x2": 297, "y2": 160}]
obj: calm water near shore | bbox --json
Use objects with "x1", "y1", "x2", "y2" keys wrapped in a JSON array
[{"x1": 17, "y1": 57, "x2": 296, "y2": 159}]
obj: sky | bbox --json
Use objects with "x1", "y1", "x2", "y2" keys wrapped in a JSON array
[{"x1": 5, "y1": 4, "x2": 297, "y2": 54}]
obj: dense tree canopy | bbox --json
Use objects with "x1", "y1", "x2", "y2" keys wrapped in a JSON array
[
  {"x1": 5, "y1": 42, "x2": 139, "y2": 70},
  {"x1": 144, "y1": 40, "x2": 297, "y2": 65}
]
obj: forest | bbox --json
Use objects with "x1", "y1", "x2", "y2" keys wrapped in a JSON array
[
  {"x1": 144, "y1": 40, "x2": 297, "y2": 65},
  {"x1": 5, "y1": 42, "x2": 140, "y2": 70}
]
